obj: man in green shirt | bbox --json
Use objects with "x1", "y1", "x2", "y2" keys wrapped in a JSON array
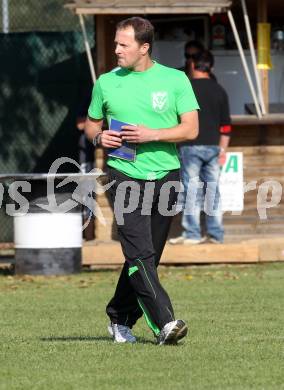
[{"x1": 85, "y1": 17, "x2": 199, "y2": 345}]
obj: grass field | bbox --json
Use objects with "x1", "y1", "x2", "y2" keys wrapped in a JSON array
[{"x1": 0, "y1": 263, "x2": 284, "y2": 390}]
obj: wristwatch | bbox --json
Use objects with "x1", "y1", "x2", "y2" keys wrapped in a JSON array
[{"x1": 93, "y1": 132, "x2": 102, "y2": 146}]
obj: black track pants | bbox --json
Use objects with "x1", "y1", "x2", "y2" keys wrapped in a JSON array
[{"x1": 106, "y1": 168, "x2": 180, "y2": 333}]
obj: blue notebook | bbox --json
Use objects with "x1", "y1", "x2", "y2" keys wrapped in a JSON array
[{"x1": 108, "y1": 118, "x2": 137, "y2": 162}]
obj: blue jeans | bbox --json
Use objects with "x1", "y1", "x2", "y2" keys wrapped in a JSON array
[{"x1": 179, "y1": 145, "x2": 224, "y2": 242}]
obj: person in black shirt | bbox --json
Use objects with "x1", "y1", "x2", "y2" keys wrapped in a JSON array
[
  {"x1": 170, "y1": 50, "x2": 231, "y2": 245},
  {"x1": 179, "y1": 40, "x2": 205, "y2": 77},
  {"x1": 180, "y1": 40, "x2": 217, "y2": 82}
]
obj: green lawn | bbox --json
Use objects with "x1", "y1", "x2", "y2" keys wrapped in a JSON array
[{"x1": 0, "y1": 263, "x2": 284, "y2": 390}]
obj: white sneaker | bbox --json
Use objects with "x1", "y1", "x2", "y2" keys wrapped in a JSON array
[
  {"x1": 184, "y1": 238, "x2": 205, "y2": 245},
  {"x1": 168, "y1": 236, "x2": 186, "y2": 244},
  {"x1": 107, "y1": 323, "x2": 113, "y2": 336},
  {"x1": 169, "y1": 236, "x2": 205, "y2": 245},
  {"x1": 207, "y1": 237, "x2": 222, "y2": 244},
  {"x1": 157, "y1": 320, "x2": 188, "y2": 345},
  {"x1": 109, "y1": 323, "x2": 136, "y2": 343}
]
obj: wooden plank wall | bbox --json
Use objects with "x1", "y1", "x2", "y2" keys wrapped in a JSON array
[
  {"x1": 223, "y1": 145, "x2": 284, "y2": 239},
  {"x1": 223, "y1": 124, "x2": 284, "y2": 240},
  {"x1": 94, "y1": 124, "x2": 284, "y2": 242}
]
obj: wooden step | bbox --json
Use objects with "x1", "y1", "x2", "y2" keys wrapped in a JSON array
[{"x1": 82, "y1": 237, "x2": 284, "y2": 265}]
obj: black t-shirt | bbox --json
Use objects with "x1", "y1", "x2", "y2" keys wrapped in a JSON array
[{"x1": 188, "y1": 78, "x2": 231, "y2": 146}]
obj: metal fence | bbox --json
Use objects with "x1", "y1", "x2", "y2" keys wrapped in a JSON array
[{"x1": 0, "y1": 0, "x2": 95, "y2": 241}]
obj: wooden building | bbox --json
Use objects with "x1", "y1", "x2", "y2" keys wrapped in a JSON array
[{"x1": 66, "y1": 0, "x2": 284, "y2": 265}]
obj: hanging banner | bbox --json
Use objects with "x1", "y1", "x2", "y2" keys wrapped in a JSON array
[
  {"x1": 257, "y1": 23, "x2": 272, "y2": 70},
  {"x1": 220, "y1": 152, "x2": 244, "y2": 212}
]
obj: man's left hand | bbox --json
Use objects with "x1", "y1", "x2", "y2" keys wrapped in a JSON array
[
  {"x1": 76, "y1": 117, "x2": 86, "y2": 131},
  {"x1": 120, "y1": 125, "x2": 156, "y2": 143}
]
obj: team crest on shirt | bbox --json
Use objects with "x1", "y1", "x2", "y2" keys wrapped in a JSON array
[{"x1": 151, "y1": 91, "x2": 169, "y2": 113}]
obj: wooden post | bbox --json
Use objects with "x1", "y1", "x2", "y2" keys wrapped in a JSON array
[
  {"x1": 95, "y1": 15, "x2": 107, "y2": 76},
  {"x1": 95, "y1": 15, "x2": 124, "y2": 75},
  {"x1": 257, "y1": 0, "x2": 269, "y2": 113}
]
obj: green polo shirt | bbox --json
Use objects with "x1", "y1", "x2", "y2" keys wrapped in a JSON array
[{"x1": 88, "y1": 62, "x2": 199, "y2": 180}]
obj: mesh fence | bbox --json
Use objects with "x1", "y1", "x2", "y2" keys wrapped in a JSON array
[{"x1": 0, "y1": 1, "x2": 95, "y2": 242}]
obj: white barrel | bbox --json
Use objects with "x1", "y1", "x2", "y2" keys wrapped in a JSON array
[
  {"x1": 14, "y1": 213, "x2": 82, "y2": 249},
  {"x1": 13, "y1": 178, "x2": 83, "y2": 275}
]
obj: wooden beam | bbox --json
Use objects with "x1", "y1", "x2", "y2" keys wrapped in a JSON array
[
  {"x1": 82, "y1": 241, "x2": 259, "y2": 265},
  {"x1": 257, "y1": 0, "x2": 269, "y2": 113},
  {"x1": 231, "y1": 114, "x2": 284, "y2": 126},
  {"x1": 82, "y1": 238, "x2": 284, "y2": 265},
  {"x1": 75, "y1": 7, "x2": 228, "y2": 15},
  {"x1": 257, "y1": 0, "x2": 267, "y2": 21},
  {"x1": 258, "y1": 238, "x2": 284, "y2": 261},
  {"x1": 260, "y1": 68, "x2": 269, "y2": 113}
]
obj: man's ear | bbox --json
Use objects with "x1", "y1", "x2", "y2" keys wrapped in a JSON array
[{"x1": 141, "y1": 42, "x2": 150, "y2": 55}]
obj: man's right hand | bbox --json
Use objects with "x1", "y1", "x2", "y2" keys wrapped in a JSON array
[{"x1": 101, "y1": 130, "x2": 122, "y2": 148}]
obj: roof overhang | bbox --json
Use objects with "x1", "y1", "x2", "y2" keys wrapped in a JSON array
[{"x1": 65, "y1": 1, "x2": 233, "y2": 15}]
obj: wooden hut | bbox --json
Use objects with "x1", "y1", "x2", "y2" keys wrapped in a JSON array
[{"x1": 66, "y1": 0, "x2": 284, "y2": 265}]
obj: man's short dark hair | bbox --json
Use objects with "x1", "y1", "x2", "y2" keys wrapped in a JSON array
[
  {"x1": 117, "y1": 17, "x2": 154, "y2": 54},
  {"x1": 184, "y1": 40, "x2": 204, "y2": 53},
  {"x1": 192, "y1": 50, "x2": 214, "y2": 73}
]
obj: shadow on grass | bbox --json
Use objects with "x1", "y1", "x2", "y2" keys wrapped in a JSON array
[
  {"x1": 40, "y1": 336, "x2": 154, "y2": 345},
  {"x1": 41, "y1": 336, "x2": 112, "y2": 342},
  {"x1": 133, "y1": 337, "x2": 154, "y2": 345},
  {"x1": 0, "y1": 265, "x2": 14, "y2": 276}
]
